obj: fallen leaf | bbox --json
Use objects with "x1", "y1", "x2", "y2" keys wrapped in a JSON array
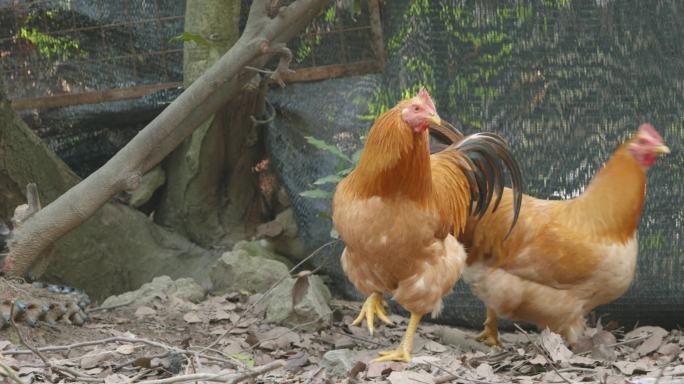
[
  {"x1": 423, "y1": 340, "x2": 447, "y2": 353},
  {"x1": 258, "y1": 327, "x2": 301, "y2": 350},
  {"x1": 80, "y1": 350, "x2": 113, "y2": 369},
  {"x1": 134, "y1": 306, "x2": 156, "y2": 318},
  {"x1": 284, "y1": 351, "x2": 309, "y2": 372},
  {"x1": 116, "y1": 344, "x2": 136, "y2": 355},
  {"x1": 624, "y1": 326, "x2": 668, "y2": 340},
  {"x1": 388, "y1": 370, "x2": 435, "y2": 384},
  {"x1": 528, "y1": 354, "x2": 547, "y2": 365},
  {"x1": 245, "y1": 333, "x2": 259, "y2": 347},
  {"x1": 0, "y1": 341, "x2": 11, "y2": 350},
  {"x1": 292, "y1": 272, "x2": 311, "y2": 308},
  {"x1": 591, "y1": 344, "x2": 617, "y2": 362},
  {"x1": 85, "y1": 367, "x2": 104, "y2": 375},
  {"x1": 538, "y1": 328, "x2": 572, "y2": 363},
  {"x1": 475, "y1": 363, "x2": 494, "y2": 379},
  {"x1": 657, "y1": 343, "x2": 680, "y2": 356},
  {"x1": 104, "y1": 374, "x2": 129, "y2": 384},
  {"x1": 211, "y1": 310, "x2": 232, "y2": 322},
  {"x1": 367, "y1": 362, "x2": 393, "y2": 378},
  {"x1": 256, "y1": 220, "x2": 283, "y2": 238},
  {"x1": 613, "y1": 360, "x2": 651, "y2": 375},
  {"x1": 132, "y1": 357, "x2": 152, "y2": 369},
  {"x1": 348, "y1": 361, "x2": 366, "y2": 379},
  {"x1": 183, "y1": 312, "x2": 202, "y2": 324},
  {"x1": 636, "y1": 333, "x2": 664, "y2": 356}
]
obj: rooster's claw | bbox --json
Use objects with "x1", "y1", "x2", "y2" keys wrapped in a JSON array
[{"x1": 352, "y1": 292, "x2": 392, "y2": 336}]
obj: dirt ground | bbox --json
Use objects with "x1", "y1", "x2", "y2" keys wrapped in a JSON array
[{"x1": 1, "y1": 282, "x2": 683, "y2": 384}]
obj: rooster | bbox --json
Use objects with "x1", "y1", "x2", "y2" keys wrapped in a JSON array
[
  {"x1": 460, "y1": 123, "x2": 670, "y2": 347},
  {"x1": 332, "y1": 88, "x2": 523, "y2": 362}
]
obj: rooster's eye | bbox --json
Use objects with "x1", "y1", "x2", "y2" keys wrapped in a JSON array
[{"x1": 413, "y1": 106, "x2": 420, "y2": 112}]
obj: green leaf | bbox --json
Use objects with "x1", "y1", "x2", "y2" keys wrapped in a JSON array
[
  {"x1": 351, "y1": 149, "x2": 363, "y2": 164},
  {"x1": 314, "y1": 174, "x2": 343, "y2": 185},
  {"x1": 304, "y1": 136, "x2": 352, "y2": 163},
  {"x1": 169, "y1": 32, "x2": 215, "y2": 47},
  {"x1": 338, "y1": 167, "x2": 354, "y2": 176},
  {"x1": 317, "y1": 211, "x2": 332, "y2": 219},
  {"x1": 231, "y1": 352, "x2": 255, "y2": 368},
  {"x1": 299, "y1": 189, "x2": 334, "y2": 199}
]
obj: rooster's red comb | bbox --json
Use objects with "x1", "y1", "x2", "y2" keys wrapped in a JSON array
[{"x1": 417, "y1": 87, "x2": 436, "y2": 112}]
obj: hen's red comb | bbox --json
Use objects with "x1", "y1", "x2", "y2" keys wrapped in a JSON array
[{"x1": 639, "y1": 123, "x2": 663, "y2": 142}]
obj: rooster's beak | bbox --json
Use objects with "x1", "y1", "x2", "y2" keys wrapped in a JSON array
[{"x1": 654, "y1": 145, "x2": 671, "y2": 155}]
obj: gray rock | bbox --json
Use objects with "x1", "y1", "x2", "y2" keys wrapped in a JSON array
[
  {"x1": 233, "y1": 240, "x2": 293, "y2": 267},
  {"x1": 128, "y1": 166, "x2": 166, "y2": 208},
  {"x1": 265, "y1": 275, "x2": 332, "y2": 331},
  {"x1": 209, "y1": 245, "x2": 290, "y2": 295},
  {"x1": 101, "y1": 276, "x2": 205, "y2": 307},
  {"x1": 321, "y1": 349, "x2": 355, "y2": 378}
]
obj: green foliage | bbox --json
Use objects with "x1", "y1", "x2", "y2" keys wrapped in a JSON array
[
  {"x1": 169, "y1": 32, "x2": 221, "y2": 48},
  {"x1": 17, "y1": 27, "x2": 83, "y2": 60},
  {"x1": 230, "y1": 352, "x2": 255, "y2": 368},
  {"x1": 300, "y1": 136, "x2": 362, "y2": 202}
]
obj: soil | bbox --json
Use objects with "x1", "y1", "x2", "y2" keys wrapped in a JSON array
[{"x1": 1, "y1": 283, "x2": 682, "y2": 384}]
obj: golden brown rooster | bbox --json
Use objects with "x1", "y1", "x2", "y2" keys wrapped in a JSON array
[
  {"x1": 460, "y1": 123, "x2": 670, "y2": 347},
  {"x1": 332, "y1": 89, "x2": 523, "y2": 362}
]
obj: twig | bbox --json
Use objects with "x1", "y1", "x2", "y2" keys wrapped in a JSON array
[
  {"x1": 304, "y1": 366, "x2": 324, "y2": 384},
  {"x1": 250, "y1": 99, "x2": 276, "y2": 125},
  {"x1": 9, "y1": 301, "x2": 54, "y2": 382},
  {"x1": 575, "y1": 335, "x2": 650, "y2": 356},
  {"x1": 0, "y1": 362, "x2": 25, "y2": 384},
  {"x1": 133, "y1": 360, "x2": 284, "y2": 384},
  {"x1": 4, "y1": 336, "x2": 175, "y2": 356},
  {"x1": 244, "y1": 66, "x2": 275, "y2": 75},
  {"x1": 259, "y1": 41, "x2": 294, "y2": 87},
  {"x1": 513, "y1": 324, "x2": 572, "y2": 384},
  {"x1": 200, "y1": 239, "x2": 339, "y2": 352},
  {"x1": 430, "y1": 362, "x2": 505, "y2": 384},
  {"x1": 248, "y1": 319, "x2": 320, "y2": 350},
  {"x1": 329, "y1": 329, "x2": 388, "y2": 347},
  {"x1": 86, "y1": 299, "x2": 134, "y2": 313}
]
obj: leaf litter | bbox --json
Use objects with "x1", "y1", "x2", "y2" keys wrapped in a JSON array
[{"x1": 1, "y1": 286, "x2": 683, "y2": 383}]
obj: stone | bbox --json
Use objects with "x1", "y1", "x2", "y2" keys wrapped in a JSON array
[
  {"x1": 209, "y1": 244, "x2": 290, "y2": 295},
  {"x1": 265, "y1": 275, "x2": 332, "y2": 331},
  {"x1": 321, "y1": 349, "x2": 355, "y2": 378},
  {"x1": 101, "y1": 276, "x2": 205, "y2": 307}
]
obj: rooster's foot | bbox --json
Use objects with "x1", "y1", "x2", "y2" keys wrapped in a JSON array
[
  {"x1": 372, "y1": 346, "x2": 412, "y2": 363},
  {"x1": 476, "y1": 329, "x2": 502, "y2": 347},
  {"x1": 352, "y1": 292, "x2": 392, "y2": 336}
]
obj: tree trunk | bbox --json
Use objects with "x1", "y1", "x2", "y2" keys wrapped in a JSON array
[
  {"x1": 157, "y1": 1, "x2": 265, "y2": 247},
  {"x1": 2, "y1": 0, "x2": 328, "y2": 281},
  {"x1": 0, "y1": 85, "x2": 218, "y2": 300}
]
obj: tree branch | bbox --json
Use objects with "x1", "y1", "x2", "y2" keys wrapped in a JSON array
[{"x1": 2, "y1": 0, "x2": 328, "y2": 278}]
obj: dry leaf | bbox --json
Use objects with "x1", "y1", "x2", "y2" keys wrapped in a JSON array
[
  {"x1": 116, "y1": 344, "x2": 136, "y2": 355},
  {"x1": 132, "y1": 357, "x2": 152, "y2": 369},
  {"x1": 135, "y1": 306, "x2": 156, "y2": 318},
  {"x1": 624, "y1": 326, "x2": 668, "y2": 340},
  {"x1": 284, "y1": 351, "x2": 309, "y2": 372},
  {"x1": 388, "y1": 370, "x2": 435, "y2": 384},
  {"x1": 367, "y1": 362, "x2": 393, "y2": 378},
  {"x1": 475, "y1": 363, "x2": 494, "y2": 379},
  {"x1": 80, "y1": 350, "x2": 113, "y2": 369},
  {"x1": 256, "y1": 220, "x2": 283, "y2": 237},
  {"x1": 657, "y1": 343, "x2": 680, "y2": 356},
  {"x1": 423, "y1": 340, "x2": 447, "y2": 353},
  {"x1": 636, "y1": 333, "x2": 664, "y2": 356},
  {"x1": 348, "y1": 361, "x2": 366, "y2": 379},
  {"x1": 0, "y1": 341, "x2": 11, "y2": 351},
  {"x1": 183, "y1": 311, "x2": 202, "y2": 324},
  {"x1": 538, "y1": 328, "x2": 572, "y2": 363},
  {"x1": 292, "y1": 272, "x2": 311, "y2": 308},
  {"x1": 104, "y1": 374, "x2": 129, "y2": 384},
  {"x1": 613, "y1": 360, "x2": 651, "y2": 375},
  {"x1": 211, "y1": 310, "x2": 232, "y2": 322}
]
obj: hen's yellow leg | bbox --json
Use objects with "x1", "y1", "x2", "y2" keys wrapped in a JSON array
[
  {"x1": 352, "y1": 292, "x2": 392, "y2": 335},
  {"x1": 372, "y1": 312, "x2": 422, "y2": 363},
  {"x1": 476, "y1": 308, "x2": 502, "y2": 347}
]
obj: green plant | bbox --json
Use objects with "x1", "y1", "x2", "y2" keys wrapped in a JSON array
[{"x1": 299, "y1": 136, "x2": 363, "y2": 199}]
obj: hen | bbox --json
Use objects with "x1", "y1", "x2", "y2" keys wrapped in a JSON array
[
  {"x1": 460, "y1": 123, "x2": 670, "y2": 346},
  {"x1": 332, "y1": 89, "x2": 523, "y2": 361}
]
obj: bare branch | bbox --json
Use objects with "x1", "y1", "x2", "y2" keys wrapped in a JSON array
[
  {"x1": 2, "y1": 0, "x2": 329, "y2": 278},
  {"x1": 131, "y1": 360, "x2": 284, "y2": 384}
]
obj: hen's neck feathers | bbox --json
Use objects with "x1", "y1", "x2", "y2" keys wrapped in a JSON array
[
  {"x1": 570, "y1": 141, "x2": 646, "y2": 242},
  {"x1": 346, "y1": 106, "x2": 432, "y2": 202}
]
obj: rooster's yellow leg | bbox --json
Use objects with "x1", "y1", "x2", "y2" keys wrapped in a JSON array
[
  {"x1": 352, "y1": 292, "x2": 393, "y2": 336},
  {"x1": 476, "y1": 308, "x2": 502, "y2": 347},
  {"x1": 372, "y1": 312, "x2": 422, "y2": 363}
]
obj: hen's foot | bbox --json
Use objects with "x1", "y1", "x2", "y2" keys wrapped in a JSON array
[
  {"x1": 476, "y1": 328, "x2": 502, "y2": 347},
  {"x1": 352, "y1": 292, "x2": 392, "y2": 336},
  {"x1": 373, "y1": 345, "x2": 412, "y2": 362},
  {"x1": 476, "y1": 308, "x2": 502, "y2": 347}
]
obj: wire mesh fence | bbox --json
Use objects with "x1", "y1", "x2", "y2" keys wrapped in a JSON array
[{"x1": 0, "y1": 0, "x2": 384, "y2": 109}]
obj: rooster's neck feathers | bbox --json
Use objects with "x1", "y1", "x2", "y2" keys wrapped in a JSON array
[{"x1": 347, "y1": 106, "x2": 432, "y2": 201}]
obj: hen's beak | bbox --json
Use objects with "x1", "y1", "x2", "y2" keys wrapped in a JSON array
[{"x1": 654, "y1": 144, "x2": 671, "y2": 155}]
